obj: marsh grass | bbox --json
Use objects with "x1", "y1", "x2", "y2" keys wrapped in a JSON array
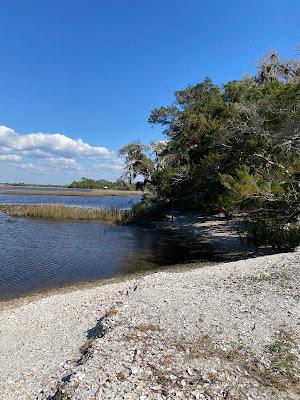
[
  {"x1": 0, "y1": 201, "x2": 167, "y2": 225},
  {"x1": 0, "y1": 204, "x2": 132, "y2": 224}
]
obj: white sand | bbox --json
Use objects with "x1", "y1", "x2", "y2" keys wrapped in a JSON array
[{"x1": 0, "y1": 249, "x2": 299, "y2": 399}]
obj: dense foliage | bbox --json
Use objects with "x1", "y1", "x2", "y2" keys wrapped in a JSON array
[
  {"x1": 69, "y1": 177, "x2": 136, "y2": 190},
  {"x1": 121, "y1": 53, "x2": 300, "y2": 246}
]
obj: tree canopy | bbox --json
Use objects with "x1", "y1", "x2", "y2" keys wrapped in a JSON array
[
  {"x1": 122, "y1": 52, "x2": 300, "y2": 224},
  {"x1": 119, "y1": 142, "x2": 154, "y2": 185}
]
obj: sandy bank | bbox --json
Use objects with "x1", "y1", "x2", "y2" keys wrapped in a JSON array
[{"x1": 0, "y1": 250, "x2": 299, "y2": 399}]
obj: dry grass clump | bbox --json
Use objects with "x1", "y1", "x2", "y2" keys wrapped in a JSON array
[
  {"x1": 246, "y1": 272, "x2": 290, "y2": 283},
  {"x1": 262, "y1": 330, "x2": 300, "y2": 389},
  {"x1": 0, "y1": 204, "x2": 132, "y2": 224}
]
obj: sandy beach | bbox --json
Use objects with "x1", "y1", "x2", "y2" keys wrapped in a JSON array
[{"x1": 0, "y1": 248, "x2": 299, "y2": 400}]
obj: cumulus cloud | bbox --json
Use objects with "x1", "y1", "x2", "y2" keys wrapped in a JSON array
[
  {"x1": 0, "y1": 126, "x2": 112, "y2": 158},
  {"x1": 0, "y1": 125, "x2": 123, "y2": 184}
]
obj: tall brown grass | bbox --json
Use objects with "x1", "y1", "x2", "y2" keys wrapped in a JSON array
[{"x1": 0, "y1": 204, "x2": 132, "y2": 224}]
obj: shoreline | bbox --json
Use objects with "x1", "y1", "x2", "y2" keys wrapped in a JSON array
[
  {"x1": 0, "y1": 259, "x2": 217, "y2": 311},
  {"x1": 0, "y1": 249, "x2": 299, "y2": 399}
]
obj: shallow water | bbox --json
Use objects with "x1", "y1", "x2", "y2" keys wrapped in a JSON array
[
  {"x1": 0, "y1": 192, "x2": 249, "y2": 300},
  {"x1": 0, "y1": 192, "x2": 141, "y2": 209}
]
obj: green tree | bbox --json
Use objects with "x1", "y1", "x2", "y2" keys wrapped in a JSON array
[
  {"x1": 145, "y1": 52, "x2": 300, "y2": 219},
  {"x1": 119, "y1": 142, "x2": 154, "y2": 186}
]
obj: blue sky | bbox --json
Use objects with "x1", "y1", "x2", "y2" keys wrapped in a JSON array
[{"x1": 0, "y1": 0, "x2": 299, "y2": 184}]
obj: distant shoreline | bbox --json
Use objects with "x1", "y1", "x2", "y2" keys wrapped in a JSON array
[{"x1": 0, "y1": 189, "x2": 141, "y2": 197}]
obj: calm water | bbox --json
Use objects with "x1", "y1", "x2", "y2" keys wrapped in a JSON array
[
  {"x1": 0, "y1": 186, "x2": 91, "y2": 192},
  {"x1": 0, "y1": 192, "x2": 248, "y2": 300},
  {"x1": 0, "y1": 193, "x2": 141, "y2": 209}
]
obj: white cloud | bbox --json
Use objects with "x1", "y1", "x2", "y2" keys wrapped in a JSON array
[
  {"x1": 21, "y1": 163, "x2": 33, "y2": 169},
  {"x1": 0, "y1": 154, "x2": 22, "y2": 161},
  {"x1": 0, "y1": 126, "x2": 112, "y2": 158},
  {"x1": 40, "y1": 157, "x2": 80, "y2": 168},
  {"x1": 0, "y1": 125, "x2": 124, "y2": 184}
]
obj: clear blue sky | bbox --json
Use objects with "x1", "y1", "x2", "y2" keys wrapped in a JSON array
[{"x1": 0, "y1": 0, "x2": 299, "y2": 183}]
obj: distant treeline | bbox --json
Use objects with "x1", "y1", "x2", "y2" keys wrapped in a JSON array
[{"x1": 68, "y1": 177, "x2": 137, "y2": 191}]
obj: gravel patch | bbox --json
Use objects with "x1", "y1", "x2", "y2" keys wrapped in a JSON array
[{"x1": 0, "y1": 249, "x2": 299, "y2": 399}]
